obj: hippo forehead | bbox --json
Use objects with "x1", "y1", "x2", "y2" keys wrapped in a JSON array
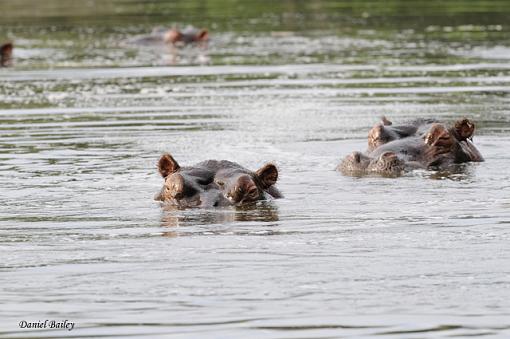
[
  {"x1": 215, "y1": 167, "x2": 256, "y2": 183},
  {"x1": 368, "y1": 136, "x2": 425, "y2": 161}
]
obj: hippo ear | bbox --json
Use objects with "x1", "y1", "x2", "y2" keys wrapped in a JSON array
[
  {"x1": 158, "y1": 153, "x2": 180, "y2": 178},
  {"x1": 197, "y1": 29, "x2": 208, "y2": 41},
  {"x1": 381, "y1": 116, "x2": 392, "y2": 126},
  {"x1": 452, "y1": 118, "x2": 475, "y2": 141},
  {"x1": 424, "y1": 123, "x2": 452, "y2": 147},
  {"x1": 255, "y1": 163, "x2": 278, "y2": 188}
]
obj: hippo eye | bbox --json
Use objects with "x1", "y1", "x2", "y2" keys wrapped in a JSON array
[{"x1": 215, "y1": 180, "x2": 224, "y2": 187}]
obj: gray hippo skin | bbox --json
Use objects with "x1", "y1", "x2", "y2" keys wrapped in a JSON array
[
  {"x1": 339, "y1": 117, "x2": 483, "y2": 177},
  {"x1": 155, "y1": 153, "x2": 282, "y2": 208},
  {"x1": 338, "y1": 150, "x2": 423, "y2": 177}
]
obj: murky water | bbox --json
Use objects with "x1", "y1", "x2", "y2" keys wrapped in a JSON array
[{"x1": 1, "y1": 1, "x2": 510, "y2": 338}]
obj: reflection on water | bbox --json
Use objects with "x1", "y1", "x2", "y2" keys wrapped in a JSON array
[
  {"x1": 1, "y1": 1, "x2": 510, "y2": 338},
  {"x1": 161, "y1": 202, "x2": 279, "y2": 226},
  {"x1": 422, "y1": 163, "x2": 479, "y2": 181}
]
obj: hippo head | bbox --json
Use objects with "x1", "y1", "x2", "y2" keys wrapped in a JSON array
[
  {"x1": 155, "y1": 153, "x2": 226, "y2": 208},
  {"x1": 423, "y1": 118, "x2": 485, "y2": 168},
  {"x1": 339, "y1": 151, "x2": 404, "y2": 177},
  {"x1": 163, "y1": 28, "x2": 209, "y2": 44},
  {"x1": 1, "y1": 42, "x2": 13, "y2": 67},
  {"x1": 214, "y1": 163, "x2": 278, "y2": 205}
]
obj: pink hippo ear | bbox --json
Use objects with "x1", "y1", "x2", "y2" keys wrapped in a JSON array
[
  {"x1": 158, "y1": 153, "x2": 180, "y2": 178},
  {"x1": 255, "y1": 163, "x2": 278, "y2": 189},
  {"x1": 196, "y1": 29, "x2": 209, "y2": 41}
]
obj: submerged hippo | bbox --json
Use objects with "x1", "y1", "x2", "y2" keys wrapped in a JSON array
[
  {"x1": 132, "y1": 26, "x2": 209, "y2": 46},
  {"x1": 339, "y1": 117, "x2": 483, "y2": 176},
  {"x1": 155, "y1": 153, "x2": 282, "y2": 208},
  {"x1": 1, "y1": 42, "x2": 13, "y2": 67},
  {"x1": 338, "y1": 151, "x2": 421, "y2": 177},
  {"x1": 162, "y1": 26, "x2": 209, "y2": 45}
]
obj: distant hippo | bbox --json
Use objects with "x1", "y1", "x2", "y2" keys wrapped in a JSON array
[
  {"x1": 1, "y1": 42, "x2": 13, "y2": 67},
  {"x1": 132, "y1": 26, "x2": 209, "y2": 46},
  {"x1": 155, "y1": 153, "x2": 282, "y2": 208},
  {"x1": 162, "y1": 26, "x2": 209, "y2": 45},
  {"x1": 339, "y1": 117, "x2": 483, "y2": 176}
]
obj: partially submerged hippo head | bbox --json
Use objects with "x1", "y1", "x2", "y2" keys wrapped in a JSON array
[
  {"x1": 338, "y1": 151, "x2": 406, "y2": 177},
  {"x1": 423, "y1": 119, "x2": 483, "y2": 167},
  {"x1": 155, "y1": 153, "x2": 227, "y2": 208},
  {"x1": 340, "y1": 117, "x2": 483, "y2": 178},
  {"x1": 155, "y1": 153, "x2": 282, "y2": 208},
  {"x1": 214, "y1": 163, "x2": 279, "y2": 205},
  {"x1": 163, "y1": 28, "x2": 209, "y2": 45},
  {"x1": 1, "y1": 42, "x2": 13, "y2": 67}
]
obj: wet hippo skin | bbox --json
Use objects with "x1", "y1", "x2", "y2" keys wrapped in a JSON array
[
  {"x1": 155, "y1": 153, "x2": 282, "y2": 208},
  {"x1": 339, "y1": 117, "x2": 484, "y2": 177}
]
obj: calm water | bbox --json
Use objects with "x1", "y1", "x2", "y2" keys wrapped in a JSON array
[{"x1": 1, "y1": 1, "x2": 510, "y2": 338}]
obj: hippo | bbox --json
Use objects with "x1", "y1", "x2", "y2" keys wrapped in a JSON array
[
  {"x1": 367, "y1": 116, "x2": 435, "y2": 152},
  {"x1": 338, "y1": 151, "x2": 422, "y2": 177},
  {"x1": 162, "y1": 26, "x2": 209, "y2": 45},
  {"x1": 155, "y1": 153, "x2": 282, "y2": 208},
  {"x1": 339, "y1": 117, "x2": 483, "y2": 176},
  {"x1": 1, "y1": 42, "x2": 13, "y2": 67},
  {"x1": 132, "y1": 26, "x2": 208, "y2": 46}
]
